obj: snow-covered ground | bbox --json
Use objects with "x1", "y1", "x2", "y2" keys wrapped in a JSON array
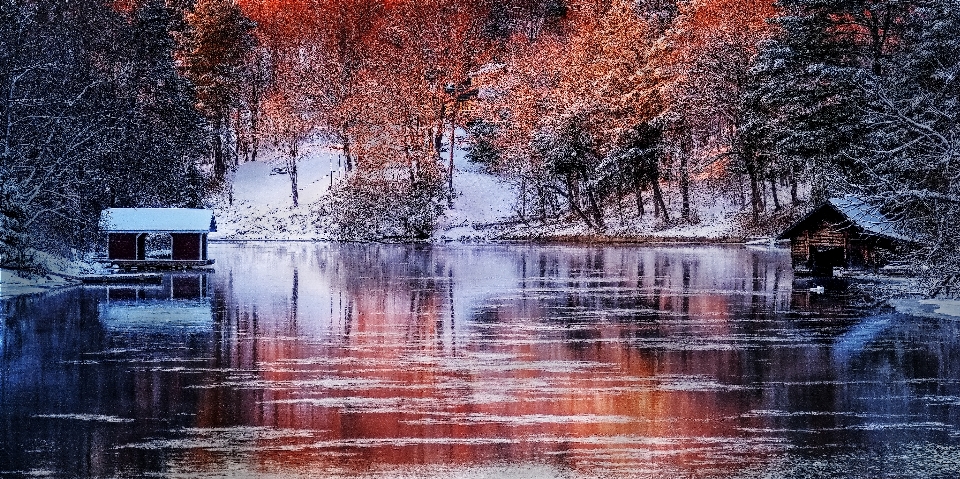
[
  {"x1": 210, "y1": 133, "x2": 519, "y2": 241},
  {"x1": 1, "y1": 269, "x2": 78, "y2": 299},
  {"x1": 0, "y1": 251, "x2": 108, "y2": 299},
  {"x1": 891, "y1": 298, "x2": 960, "y2": 320},
  {"x1": 434, "y1": 132, "x2": 517, "y2": 241},
  {"x1": 492, "y1": 189, "x2": 741, "y2": 241},
  {"x1": 210, "y1": 139, "x2": 344, "y2": 240},
  {"x1": 210, "y1": 131, "x2": 748, "y2": 242}
]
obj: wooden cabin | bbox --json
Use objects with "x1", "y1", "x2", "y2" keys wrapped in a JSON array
[
  {"x1": 100, "y1": 208, "x2": 215, "y2": 269},
  {"x1": 777, "y1": 197, "x2": 909, "y2": 275}
]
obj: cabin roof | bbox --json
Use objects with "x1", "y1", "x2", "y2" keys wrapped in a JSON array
[
  {"x1": 777, "y1": 196, "x2": 910, "y2": 241},
  {"x1": 100, "y1": 208, "x2": 215, "y2": 233}
]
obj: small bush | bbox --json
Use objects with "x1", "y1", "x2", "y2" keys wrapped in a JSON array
[{"x1": 315, "y1": 170, "x2": 448, "y2": 241}]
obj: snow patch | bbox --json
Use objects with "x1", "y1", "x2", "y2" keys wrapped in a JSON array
[
  {"x1": 209, "y1": 132, "x2": 751, "y2": 242},
  {"x1": 890, "y1": 298, "x2": 960, "y2": 320},
  {"x1": 1, "y1": 268, "x2": 77, "y2": 299},
  {"x1": 33, "y1": 414, "x2": 134, "y2": 423},
  {"x1": 918, "y1": 299, "x2": 960, "y2": 317}
]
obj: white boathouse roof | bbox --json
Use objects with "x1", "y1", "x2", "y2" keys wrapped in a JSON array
[{"x1": 100, "y1": 208, "x2": 215, "y2": 233}]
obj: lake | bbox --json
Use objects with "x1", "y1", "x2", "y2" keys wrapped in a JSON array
[{"x1": 2, "y1": 243, "x2": 960, "y2": 478}]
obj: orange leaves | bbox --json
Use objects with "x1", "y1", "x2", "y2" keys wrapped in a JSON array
[
  {"x1": 480, "y1": 0, "x2": 661, "y2": 165},
  {"x1": 648, "y1": 0, "x2": 779, "y2": 176},
  {"x1": 228, "y1": 0, "x2": 782, "y2": 183},
  {"x1": 678, "y1": 0, "x2": 777, "y2": 39},
  {"x1": 663, "y1": 0, "x2": 779, "y2": 79},
  {"x1": 237, "y1": 0, "x2": 321, "y2": 48},
  {"x1": 111, "y1": 0, "x2": 142, "y2": 13}
]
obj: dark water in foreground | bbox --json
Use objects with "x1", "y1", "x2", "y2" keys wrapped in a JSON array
[{"x1": 2, "y1": 243, "x2": 960, "y2": 478}]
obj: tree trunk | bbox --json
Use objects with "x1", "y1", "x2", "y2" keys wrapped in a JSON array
[
  {"x1": 539, "y1": 185, "x2": 548, "y2": 222},
  {"x1": 250, "y1": 102, "x2": 260, "y2": 163},
  {"x1": 233, "y1": 110, "x2": 243, "y2": 165},
  {"x1": 747, "y1": 163, "x2": 762, "y2": 224},
  {"x1": 680, "y1": 152, "x2": 690, "y2": 221},
  {"x1": 213, "y1": 115, "x2": 226, "y2": 180},
  {"x1": 790, "y1": 163, "x2": 799, "y2": 205},
  {"x1": 566, "y1": 175, "x2": 594, "y2": 229},
  {"x1": 586, "y1": 188, "x2": 604, "y2": 230},
  {"x1": 633, "y1": 173, "x2": 645, "y2": 217},
  {"x1": 520, "y1": 175, "x2": 527, "y2": 221},
  {"x1": 769, "y1": 175, "x2": 781, "y2": 211},
  {"x1": 288, "y1": 141, "x2": 299, "y2": 208},
  {"x1": 448, "y1": 110, "x2": 456, "y2": 207},
  {"x1": 651, "y1": 177, "x2": 669, "y2": 223},
  {"x1": 739, "y1": 173, "x2": 747, "y2": 208},
  {"x1": 342, "y1": 129, "x2": 353, "y2": 172},
  {"x1": 615, "y1": 182, "x2": 624, "y2": 225},
  {"x1": 289, "y1": 160, "x2": 298, "y2": 207}
]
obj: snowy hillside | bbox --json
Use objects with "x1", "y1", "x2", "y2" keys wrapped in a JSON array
[
  {"x1": 210, "y1": 140, "x2": 342, "y2": 240},
  {"x1": 210, "y1": 134, "x2": 519, "y2": 241},
  {"x1": 434, "y1": 131, "x2": 518, "y2": 241},
  {"x1": 210, "y1": 132, "x2": 749, "y2": 242}
]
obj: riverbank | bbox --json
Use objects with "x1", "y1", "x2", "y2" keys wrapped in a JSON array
[
  {"x1": 209, "y1": 133, "x2": 796, "y2": 244},
  {"x1": 1, "y1": 268, "x2": 80, "y2": 300},
  {"x1": 433, "y1": 212, "x2": 755, "y2": 243},
  {"x1": 1, "y1": 250, "x2": 111, "y2": 300},
  {"x1": 6, "y1": 241, "x2": 955, "y2": 326},
  {"x1": 840, "y1": 271, "x2": 960, "y2": 320}
]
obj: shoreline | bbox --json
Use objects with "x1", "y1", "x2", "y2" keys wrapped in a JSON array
[
  {"x1": 8, "y1": 242, "x2": 955, "y2": 323},
  {"x1": 1, "y1": 269, "x2": 82, "y2": 301},
  {"x1": 3, "y1": 239, "x2": 760, "y2": 303},
  {"x1": 206, "y1": 235, "x2": 754, "y2": 245}
]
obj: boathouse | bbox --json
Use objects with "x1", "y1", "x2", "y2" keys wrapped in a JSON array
[
  {"x1": 777, "y1": 196, "x2": 909, "y2": 275},
  {"x1": 100, "y1": 208, "x2": 216, "y2": 269}
]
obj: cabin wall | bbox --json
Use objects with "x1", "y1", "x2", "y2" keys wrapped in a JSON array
[
  {"x1": 848, "y1": 236, "x2": 895, "y2": 268},
  {"x1": 789, "y1": 222, "x2": 847, "y2": 267},
  {"x1": 171, "y1": 233, "x2": 202, "y2": 260},
  {"x1": 788, "y1": 225, "x2": 894, "y2": 272},
  {"x1": 810, "y1": 224, "x2": 847, "y2": 250},
  {"x1": 790, "y1": 234, "x2": 810, "y2": 265}
]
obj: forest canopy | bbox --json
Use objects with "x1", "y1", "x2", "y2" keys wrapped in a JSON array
[{"x1": 1, "y1": 0, "x2": 958, "y2": 289}]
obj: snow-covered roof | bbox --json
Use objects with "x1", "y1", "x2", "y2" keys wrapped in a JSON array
[
  {"x1": 777, "y1": 196, "x2": 910, "y2": 241},
  {"x1": 828, "y1": 196, "x2": 908, "y2": 240},
  {"x1": 101, "y1": 208, "x2": 215, "y2": 233}
]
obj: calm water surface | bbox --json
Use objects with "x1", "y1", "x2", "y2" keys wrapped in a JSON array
[{"x1": 2, "y1": 243, "x2": 960, "y2": 478}]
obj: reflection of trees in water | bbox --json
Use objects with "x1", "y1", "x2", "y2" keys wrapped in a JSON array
[
  {"x1": 198, "y1": 246, "x2": 789, "y2": 470},
  {"x1": 827, "y1": 317, "x2": 960, "y2": 445},
  {"x1": 103, "y1": 243, "x2": 960, "y2": 476},
  {"x1": 0, "y1": 288, "x2": 211, "y2": 476}
]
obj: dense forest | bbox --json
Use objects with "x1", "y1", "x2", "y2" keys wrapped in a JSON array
[{"x1": 1, "y1": 0, "x2": 958, "y2": 290}]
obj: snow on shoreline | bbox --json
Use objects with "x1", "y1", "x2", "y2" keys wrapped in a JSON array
[
  {"x1": 1, "y1": 268, "x2": 79, "y2": 300},
  {"x1": 210, "y1": 138, "x2": 340, "y2": 241},
  {"x1": 0, "y1": 249, "x2": 115, "y2": 299},
  {"x1": 211, "y1": 134, "x2": 748, "y2": 243},
  {"x1": 209, "y1": 133, "x2": 524, "y2": 242},
  {"x1": 921, "y1": 299, "x2": 960, "y2": 317},
  {"x1": 891, "y1": 298, "x2": 960, "y2": 320}
]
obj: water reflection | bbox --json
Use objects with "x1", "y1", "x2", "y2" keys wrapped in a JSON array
[{"x1": 2, "y1": 244, "x2": 960, "y2": 478}]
